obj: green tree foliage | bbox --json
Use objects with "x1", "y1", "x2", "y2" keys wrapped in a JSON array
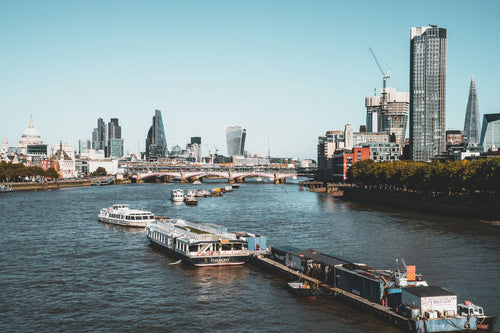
[
  {"x1": 91, "y1": 167, "x2": 107, "y2": 177},
  {"x1": 0, "y1": 162, "x2": 58, "y2": 181},
  {"x1": 347, "y1": 158, "x2": 500, "y2": 196},
  {"x1": 45, "y1": 167, "x2": 60, "y2": 179}
]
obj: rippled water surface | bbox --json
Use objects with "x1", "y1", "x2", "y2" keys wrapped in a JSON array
[{"x1": 0, "y1": 183, "x2": 498, "y2": 332}]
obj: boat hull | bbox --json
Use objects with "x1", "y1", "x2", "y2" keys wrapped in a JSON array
[{"x1": 98, "y1": 217, "x2": 153, "y2": 228}]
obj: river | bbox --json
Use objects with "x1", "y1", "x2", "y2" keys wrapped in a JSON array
[{"x1": 0, "y1": 182, "x2": 498, "y2": 332}]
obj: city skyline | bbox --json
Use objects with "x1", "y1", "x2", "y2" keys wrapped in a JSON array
[{"x1": 1, "y1": 1, "x2": 499, "y2": 159}]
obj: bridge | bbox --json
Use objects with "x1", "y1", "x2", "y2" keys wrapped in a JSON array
[{"x1": 120, "y1": 162, "x2": 315, "y2": 184}]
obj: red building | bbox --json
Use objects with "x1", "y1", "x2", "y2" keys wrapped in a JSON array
[{"x1": 331, "y1": 147, "x2": 370, "y2": 181}]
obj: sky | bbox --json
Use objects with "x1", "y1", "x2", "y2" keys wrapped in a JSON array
[{"x1": 1, "y1": 0, "x2": 499, "y2": 160}]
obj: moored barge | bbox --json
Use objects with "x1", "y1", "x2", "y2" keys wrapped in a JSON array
[
  {"x1": 251, "y1": 247, "x2": 495, "y2": 332},
  {"x1": 146, "y1": 219, "x2": 266, "y2": 266}
]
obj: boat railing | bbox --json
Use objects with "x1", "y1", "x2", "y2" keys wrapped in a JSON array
[
  {"x1": 155, "y1": 223, "x2": 223, "y2": 241},
  {"x1": 190, "y1": 250, "x2": 251, "y2": 257}
]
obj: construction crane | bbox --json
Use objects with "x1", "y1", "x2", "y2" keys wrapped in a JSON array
[{"x1": 369, "y1": 47, "x2": 391, "y2": 89}]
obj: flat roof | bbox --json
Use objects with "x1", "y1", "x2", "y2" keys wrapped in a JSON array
[
  {"x1": 288, "y1": 249, "x2": 351, "y2": 266},
  {"x1": 403, "y1": 286, "x2": 455, "y2": 297}
]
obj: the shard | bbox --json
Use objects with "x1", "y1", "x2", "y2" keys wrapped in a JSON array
[{"x1": 464, "y1": 77, "x2": 480, "y2": 145}]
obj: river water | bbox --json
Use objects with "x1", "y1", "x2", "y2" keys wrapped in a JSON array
[{"x1": 0, "y1": 183, "x2": 498, "y2": 332}]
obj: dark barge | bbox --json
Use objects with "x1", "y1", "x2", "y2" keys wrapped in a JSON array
[{"x1": 249, "y1": 247, "x2": 495, "y2": 332}]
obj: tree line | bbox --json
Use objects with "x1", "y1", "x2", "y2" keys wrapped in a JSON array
[
  {"x1": 347, "y1": 158, "x2": 500, "y2": 196},
  {"x1": 0, "y1": 162, "x2": 60, "y2": 182}
]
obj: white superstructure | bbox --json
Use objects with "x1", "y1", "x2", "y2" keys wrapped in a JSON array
[{"x1": 98, "y1": 204, "x2": 155, "y2": 227}]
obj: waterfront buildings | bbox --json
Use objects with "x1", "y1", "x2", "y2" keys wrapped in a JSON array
[
  {"x1": 331, "y1": 147, "x2": 370, "y2": 181},
  {"x1": 366, "y1": 87, "x2": 409, "y2": 146},
  {"x1": 1, "y1": 136, "x2": 9, "y2": 162},
  {"x1": 463, "y1": 77, "x2": 480, "y2": 145},
  {"x1": 145, "y1": 110, "x2": 168, "y2": 160},
  {"x1": 225, "y1": 125, "x2": 246, "y2": 157},
  {"x1": 480, "y1": 113, "x2": 500, "y2": 152},
  {"x1": 409, "y1": 25, "x2": 447, "y2": 161},
  {"x1": 50, "y1": 142, "x2": 77, "y2": 178}
]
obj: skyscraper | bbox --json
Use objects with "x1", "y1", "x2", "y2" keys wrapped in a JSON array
[
  {"x1": 107, "y1": 118, "x2": 123, "y2": 158},
  {"x1": 409, "y1": 25, "x2": 447, "y2": 161},
  {"x1": 464, "y1": 77, "x2": 480, "y2": 145},
  {"x1": 225, "y1": 125, "x2": 246, "y2": 156},
  {"x1": 480, "y1": 114, "x2": 500, "y2": 152},
  {"x1": 145, "y1": 109, "x2": 168, "y2": 160},
  {"x1": 92, "y1": 118, "x2": 106, "y2": 151}
]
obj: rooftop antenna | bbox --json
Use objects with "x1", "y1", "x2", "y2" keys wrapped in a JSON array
[{"x1": 368, "y1": 47, "x2": 391, "y2": 89}]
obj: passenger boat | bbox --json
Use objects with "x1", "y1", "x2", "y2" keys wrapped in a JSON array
[
  {"x1": 145, "y1": 219, "x2": 266, "y2": 266},
  {"x1": 195, "y1": 189, "x2": 211, "y2": 197},
  {"x1": 186, "y1": 189, "x2": 196, "y2": 197},
  {"x1": 98, "y1": 204, "x2": 155, "y2": 227},
  {"x1": 170, "y1": 189, "x2": 184, "y2": 202}
]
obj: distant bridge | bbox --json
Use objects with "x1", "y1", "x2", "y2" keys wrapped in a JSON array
[{"x1": 120, "y1": 162, "x2": 315, "y2": 183}]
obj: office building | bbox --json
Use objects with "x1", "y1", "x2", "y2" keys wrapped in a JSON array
[
  {"x1": 480, "y1": 114, "x2": 500, "y2": 152},
  {"x1": 145, "y1": 109, "x2": 168, "y2": 160},
  {"x1": 92, "y1": 118, "x2": 107, "y2": 151},
  {"x1": 366, "y1": 87, "x2": 409, "y2": 146},
  {"x1": 225, "y1": 125, "x2": 246, "y2": 156},
  {"x1": 79, "y1": 139, "x2": 91, "y2": 155},
  {"x1": 409, "y1": 25, "x2": 447, "y2": 161},
  {"x1": 107, "y1": 118, "x2": 123, "y2": 158},
  {"x1": 464, "y1": 77, "x2": 480, "y2": 145}
]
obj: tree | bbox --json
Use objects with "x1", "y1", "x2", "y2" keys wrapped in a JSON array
[
  {"x1": 45, "y1": 167, "x2": 60, "y2": 179},
  {"x1": 92, "y1": 167, "x2": 107, "y2": 177}
]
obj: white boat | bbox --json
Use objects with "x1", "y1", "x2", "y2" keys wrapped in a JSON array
[
  {"x1": 145, "y1": 219, "x2": 266, "y2": 266},
  {"x1": 98, "y1": 204, "x2": 155, "y2": 227},
  {"x1": 192, "y1": 180, "x2": 202, "y2": 185},
  {"x1": 0, "y1": 184, "x2": 13, "y2": 193},
  {"x1": 171, "y1": 189, "x2": 184, "y2": 202},
  {"x1": 186, "y1": 189, "x2": 196, "y2": 197},
  {"x1": 195, "y1": 189, "x2": 211, "y2": 197}
]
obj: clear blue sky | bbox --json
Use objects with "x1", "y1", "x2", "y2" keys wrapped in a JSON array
[{"x1": 1, "y1": 0, "x2": 499, "y2": 159}]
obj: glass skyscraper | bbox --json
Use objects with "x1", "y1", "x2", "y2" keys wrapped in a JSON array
[
  {"x1": 480, "y1": 114, "x2": 500, "y2": 152},
  {"x1": 464, "y1": 77, "x2": 480, "y2": 145},
  {"x1": 107, "y1": 118, "x2": 123, "y2": 158},
  {"x1": 145, "y1": 109, "x2": 168, "y2": 160},
  {"x1": 225, "y1": 125, "x2": 246, "y2": 156},
  {"x1": 409, "y1": 25, "x2": 447, "y2": 161}
]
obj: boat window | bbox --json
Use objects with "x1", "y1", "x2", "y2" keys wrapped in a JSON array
[
  {"x1": 233, "y1": 243, "x2": 242, "y2": 250},
  {"x1": 126, "y1": 216, "x2": 130, "y2": 220},
  {"x1": 189, "y1": 245, "x2": 198, "y2": 252},
  {"x1": 222, "y1": 243, "x2": 232, "y2": 251}
]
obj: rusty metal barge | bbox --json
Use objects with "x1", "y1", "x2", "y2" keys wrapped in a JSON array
[{"x1": 250, "y1": 247, "x2": 495, "y2": 332}]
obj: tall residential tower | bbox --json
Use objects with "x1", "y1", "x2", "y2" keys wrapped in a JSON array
[
  {"x1": 409, "y1": 25, "x2": 447, "y2": 161},
  {"x1": 464, "y1": 77, "x2": 480, "y2": 145}
]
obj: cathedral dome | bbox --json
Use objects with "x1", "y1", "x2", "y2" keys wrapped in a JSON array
[{"x1": 19, "y1": 116, "x2": 43, "y2": 148}]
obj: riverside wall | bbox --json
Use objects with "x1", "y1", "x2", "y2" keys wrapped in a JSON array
[{"x1": 337, "y1": 188, "x2": 500, "y2": 221}]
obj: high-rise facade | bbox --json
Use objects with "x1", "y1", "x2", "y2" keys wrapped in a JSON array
[
  {"x1": 145, "y1": 110, "x2": 168, "y2": 160},
  {"x1": 480, "y1": 114, "x2": 500, "y2": 152},
  {"x1": 365, "y1": 87, "x2": 409, "y2": 146},
  {"x1": 107, "y1": 118, "x2": 123, "y2": 158},
  {"x1": 92, "y1": 118, "x2": 107, "y2": 151},
  {"x1": 409, "y1": 25, "x2": 447, "y2": 161},
  {"x1": 464, "y1": 77, "x2": 480, "y2": 145},
  {"x1": 225, "y1": 125, "x2": 246, "y2": 157}
]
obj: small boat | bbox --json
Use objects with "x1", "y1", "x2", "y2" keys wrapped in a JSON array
[
  {"x1": 0, "y1": 184, "x2": 13, "y2": 193},
  {"x1": 223, "y1": 185, "x2": 233, "y2": 192},
  {"x1": 98, "y1": 204, "x2": 155, "y2": 227},
  {"x1": 195, "y1": 189, "x2": 211, "y2": 197},
  {"x1": 287, "y1": 281, "x2": 319, "y2": 297},
  {"x1": 231, "y1": 184, "x2": 240, "y2": 189},
  {"x1": 192, "y1": 180, "x2": 202, "y2": 185},
  {"x1": 210, "y1": 188, "x2": 223, "y2": 197},
  {"x1": 185, "y1": 196, "x2": 198, "y2": 205},
  {"x1": 186, "y1": 189, "x2": 196, "y2": 197},
  {"x1": 256, "y1": 177, "x2": 262, "y2": 182},
  {"x1": 170, "y1": 189, "x2": 184, "y2": 202}
]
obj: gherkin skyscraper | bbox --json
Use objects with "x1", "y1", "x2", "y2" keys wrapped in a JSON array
[{"x1": 463, "y1": 77, "x2": 480, "y2": 145}]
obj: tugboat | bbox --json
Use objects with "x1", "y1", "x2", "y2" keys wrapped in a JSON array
[{"x1": 287, "y1": 280, "x2": 320, "y2": 297}]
